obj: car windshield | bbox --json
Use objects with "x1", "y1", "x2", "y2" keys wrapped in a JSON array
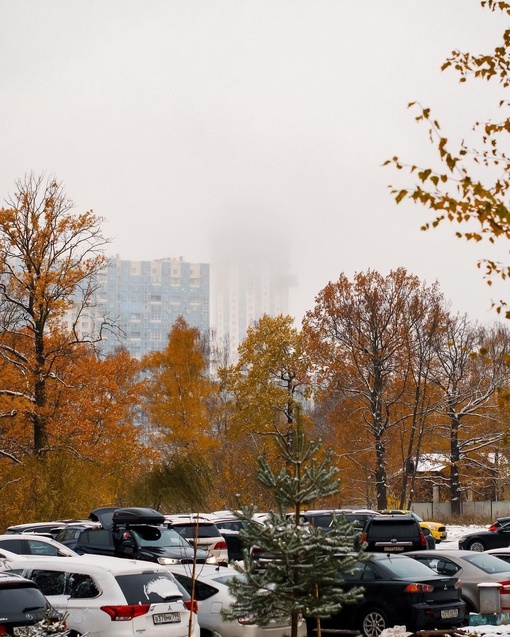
[
  {"x1": 173, "y1": 524, "x2": 220, "y2": 539},
  {"x1": 131, "y1": 526, "x2": 192, "y2": 548},
  {"x1": 463, "y1": 552, "x2": 510, "y2": 573}
]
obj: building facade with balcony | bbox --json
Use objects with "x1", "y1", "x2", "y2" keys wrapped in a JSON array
[{"x1": 66, "y1": 256, "x2": 210, "y2": 360}]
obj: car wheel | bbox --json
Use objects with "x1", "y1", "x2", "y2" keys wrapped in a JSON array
[
  {"x1": 361, "y1": 608, "x2": 389, "y2": 637},
  {"x1": 468, "y1": 539, "x2": 486, "y2": 551}
]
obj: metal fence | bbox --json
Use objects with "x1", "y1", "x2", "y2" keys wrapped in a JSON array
[{"x1": 413, "y1": 501, "x2": 510, "y2": 520}]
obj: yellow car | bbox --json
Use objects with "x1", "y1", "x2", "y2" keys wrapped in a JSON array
[{"x1": 378, "y1": 509, "x2": 447, "y2": 543}]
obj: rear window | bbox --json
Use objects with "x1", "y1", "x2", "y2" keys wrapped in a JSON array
[
  {"x1": 464, "y1": 553, "x2": 510, "y2": 574},
  {"x1": 172, "y1": 573, "x2": 218, "y2": 601},
  {"x1": 368, "y1": 521, "x2": 418, "y2": 539},
  {"x1": 116, "y1": 573, "x2": 183, "y2": 605},
  {"x1": 0, "y1": 586, "x2": 47, "y2": 624},
  {"x1": 173, "y1": 524, "x2": 221, "y2": 539},
  {"x1": 375, "y1": 556, "x2": 437, "y2": 577}
]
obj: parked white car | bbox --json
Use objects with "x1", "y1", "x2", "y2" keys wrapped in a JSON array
[
  {"x1": 165, "y1": 514, "x2": 229, "y2": 565},
  {"x1": 0, "y1": 555, "x2": 199, "y2": 637},
  {"x1": 168, "y1": 563, "x2": 307, "y2": 637},
  {"x1": 0, "y1": 533, "x2": 78, "y2": 557}
]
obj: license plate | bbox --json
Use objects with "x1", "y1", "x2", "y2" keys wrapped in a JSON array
[
  {"x1": 441, "y1": 609, "x2": 458, "y2": 619},
  {"x1": 384, "y1": 547, "x2": 403, "y2": 552},
  {"x1": 153, "y1": 612, "x2": 181, "y2": 624}
]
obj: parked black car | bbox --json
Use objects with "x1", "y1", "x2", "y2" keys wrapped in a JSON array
[
  {"x1": 53, "y1": 523, "x2": 98, "y2": 551},
  {"x1": 0, "y1": 571, "x2": 51, "y2": 632},
  {"x1": 458, "y1": 522, "x2": 510, "y2": 551},
  {"x1": 73, "y1": 506, "x2": 217, "y2": 565},
  {"x1": 305, "y1": 553, "x2": 465, "y2": 637},
  {"x1": 360, "y1": 514, "x2": 428, "y2": 553},
  {"x1": 489, "y1": 516, "x2": 510, "y2": 532}
]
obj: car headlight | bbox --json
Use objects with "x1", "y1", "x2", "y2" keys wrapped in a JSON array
[
  {"x1": 458, "y1": 536, "x2": 466, "y2": 542},
  {"x1": 206, "y1": 556, "x2": 218, "y2": 564},
  {"x1": 157, "y1": 557, "x2": 180, "y2": 565}
]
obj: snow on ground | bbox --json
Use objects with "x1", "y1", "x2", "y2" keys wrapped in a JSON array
[{"x1": 441, "y1": 523, "x2": 488, "y2": 548}]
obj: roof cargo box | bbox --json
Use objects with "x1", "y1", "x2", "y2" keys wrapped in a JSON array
[{"x1": 112, "y1": 507, "x2": 165, "y2": 526}]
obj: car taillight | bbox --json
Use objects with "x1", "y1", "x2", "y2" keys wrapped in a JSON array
[
  {"x1": 360, "y1": 532, "x2": 367, "y2": 546},
  {"x1": 214, "y1": 540, "x2": 228, "y2": 550},
  {"x1": 489, "y1": 525, "x2": 498, "y2": 532},
  {"x1": 499, "y1": 581, "x2": 510, "y2": 594},
  {"x1": 184, "y1": 599, "x2": 198, "y2": 613},
  {"x1": 0, "y1": 625, "x2": 8, "y2": 634},
  {"x1": 404, "y1": 583, "x2": 434, "y2": 593},
  {"x1": 100, "y1": 604, "x2": 151, "y2": 620},
  {"x1": 251, "y1": 546, "x2": 266, "y2": 558},
  {"x1": 455, "y1": 580, "x2": 462, "y2": 590},
  {"x1": 238, "y1": 614, "x2": 255, "y2": 625},
  {"x1": 419, "y1": 531, "x2": 427, "y2": 547}
]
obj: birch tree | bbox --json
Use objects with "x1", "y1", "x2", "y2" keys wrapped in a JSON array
[{"x1": 430, "y1": 315, "x2": 510, "y2": 514}]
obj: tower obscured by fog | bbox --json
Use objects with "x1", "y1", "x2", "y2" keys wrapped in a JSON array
[{"x1": 210, "y1": 210, "x2": 296, "y2": 360}]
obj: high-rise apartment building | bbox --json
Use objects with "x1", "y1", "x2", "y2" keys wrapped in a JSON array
[
  {"x1": 67, "y1": 256, "x2": 210, "y2": 360},
  {"x1": 208, "y1": 212, "x2": 297, "y2": 363},
  {"x1": 211, "y1": 257, "x2": 295, "y2": 360}
]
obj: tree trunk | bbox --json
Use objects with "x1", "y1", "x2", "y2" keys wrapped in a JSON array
[
  {"x1": 450, "y1": 412, "x2": 462, "y2": 515},
  {"x1": 375, "y1": 435, "x2": 387, "y2": 509}
]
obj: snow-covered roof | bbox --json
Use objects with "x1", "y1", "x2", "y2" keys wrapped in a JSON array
[{"x1": 415, "y1": 453, "x2": 448, "y2": 473}]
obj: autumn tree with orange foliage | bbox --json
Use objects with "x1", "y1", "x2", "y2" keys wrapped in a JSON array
[
  {"x1": 140, "y1": 317, "x2": 218, "y2": 511},
  {"x1": 0, "y1": 174, "x2": 114, "y2": 456},
  {"x1": 218, "y1": 314, "x2": 314, "y2": 508},
  {"x1": 0, "y1": 345, "x2": 148, "y2": 526},
  {"x1": 0, "y1": 174, "x2": 149, "y2": 526},
  {"x1": 303, "y1": 268, "x2": 449, "y2": 510}
]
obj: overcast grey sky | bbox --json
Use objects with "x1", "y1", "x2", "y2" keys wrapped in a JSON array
[{"x1": 1, "y1": 1, "x2": 507, "y2": 324}]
